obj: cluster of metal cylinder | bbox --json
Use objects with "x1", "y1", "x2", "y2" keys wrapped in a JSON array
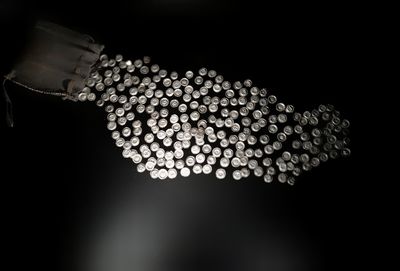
[{"x1": 78, "y1": 54, "x2": 351, "y2": 184}]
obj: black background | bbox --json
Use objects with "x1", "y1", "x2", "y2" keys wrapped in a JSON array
[{"x1": 1, "y1": 1, "x2": 372, "y2": 271}]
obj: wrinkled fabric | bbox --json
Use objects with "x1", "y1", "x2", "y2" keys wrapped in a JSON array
[{"x1": 5, "y1": 21, "x2": 104, "y2": 100}]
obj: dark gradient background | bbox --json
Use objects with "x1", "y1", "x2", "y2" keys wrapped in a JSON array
[{"x1": 1, "y1": 1, "x2": 368, "y2": 271}]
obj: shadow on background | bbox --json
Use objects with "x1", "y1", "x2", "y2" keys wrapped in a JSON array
[{"x1": 0, "y1": 1, "x2": 366, "y2": 271}]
